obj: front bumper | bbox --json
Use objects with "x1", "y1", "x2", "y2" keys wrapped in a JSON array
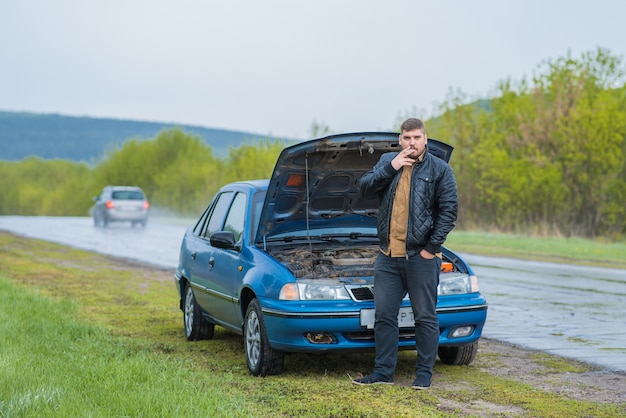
[{"x1": 259, "y1": 294, "x2": 488, "y2": 352}]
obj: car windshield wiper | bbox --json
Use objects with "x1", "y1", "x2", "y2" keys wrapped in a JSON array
[
  {"x1": 261, "y1": 235, "x2": 324, "y2": 243},
  {"x1": 259, "y1": 232, "x2": 379, "y2": 250},
  {"x1": 320, "y1": 232, "x2": 378, "y2": 240},
  {"x1": 262, "y1": 232, "x2": 377, "y2": 243}
]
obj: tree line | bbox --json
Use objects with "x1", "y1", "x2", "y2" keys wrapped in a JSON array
[
  {"x1": 1, "y1": 48, "x2": 624, "y2": 240},
  {"x1": 428, "y1": 47, "x2": 625, "y2": 240},
  {"x1": 0, "y1": 130, "x2": 285, "y2": 218}
]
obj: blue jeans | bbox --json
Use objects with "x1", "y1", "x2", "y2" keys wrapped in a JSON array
[{"x1": 372, "y1": 252, "x2": 441, "y2": 383}]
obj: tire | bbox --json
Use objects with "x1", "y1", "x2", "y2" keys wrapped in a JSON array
[
  {"x1": 183, "y1": 284, "x2": 214, "y2": 341},
  {"x1": 438, "y1": 342, "x2": 478, "y2": 365},
  {"x1": 244, "y1": 298, "x2": 284, "y2": 376},
  {"x1": 93, "y1": 215, "x2": 99, "y2": 227}
]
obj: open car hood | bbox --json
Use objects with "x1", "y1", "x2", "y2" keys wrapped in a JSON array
[{"x1": 255, "y1": 132, "x2": 453, "y2": 243}]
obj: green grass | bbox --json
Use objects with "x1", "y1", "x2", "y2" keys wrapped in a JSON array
[
  {"x1": 446, "y1": 230, "x2": 626, "y2": 269},
  {"x1": 0, "y1": 278, "x2": 256, "y2": 417},
  {"x1": 0, "y1": 231, "x2": 624, "y2": 417}
]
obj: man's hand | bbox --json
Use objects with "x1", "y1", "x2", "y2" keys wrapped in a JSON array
[
  {"x1": 391, "y1": 148, "x2": 418, "y2": 170},
  {"x1": 420, "y1": 249, "x2": 435, "y2": 259}
]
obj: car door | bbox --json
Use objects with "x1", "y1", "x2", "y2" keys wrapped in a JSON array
[
  {"x1": 189, "y1": 191, "x2": 234, "y2": 322},
  {"x1": 204, "y1": 191, "x2": 247, "y2": 327},
  {"x1": 191, "y1": 190, "x2": 248, "y2": 328}
]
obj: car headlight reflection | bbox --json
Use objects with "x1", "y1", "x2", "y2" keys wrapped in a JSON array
[
  {"x1": 279, "y1": 283, "x2": 351, "y2": 300},
  {"x1": 438, "y1": 274, "x2": 479, "y2": 295}
]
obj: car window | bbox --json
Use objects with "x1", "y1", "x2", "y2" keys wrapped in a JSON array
[
  {"x1": 112, "y1": 190, "x2": 144, "y2": 200},
  {"x1": 202, "y1": 191, "x2": 234, "y2": 238},
  {"x1": 192, "y1": 204, "x2": 212, "y2": 236},
  {"x1": 250, "y1": 190, "x2": 267, "y2": 241},
  {"x1": 223, "y1": 192, "x2": 246, "y2": 243}
]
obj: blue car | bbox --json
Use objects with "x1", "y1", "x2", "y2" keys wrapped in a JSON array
[{"x1": 175, "y1": 132, "x2": 488, "y2": 376}]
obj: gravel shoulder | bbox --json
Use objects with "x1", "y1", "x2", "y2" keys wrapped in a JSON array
[{"x1": 474, "y1": 338, "x2": 626, "y2": 407}]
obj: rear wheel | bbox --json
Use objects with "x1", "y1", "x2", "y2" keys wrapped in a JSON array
[
  {"x1": 244, "y1": 298, "x2": 284, "y2": 376},
  {"x1": 183, "y1": 284, "x2": 214, "y2": 341},
  {"x1": 438, "y1": 342, "x2": 478, "y2": 365}
]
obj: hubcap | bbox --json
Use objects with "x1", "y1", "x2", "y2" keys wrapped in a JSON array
[
  {"x1": 184, "y1": 287, "x2": 194, "y2": 336},
  {"x1": 245, "y1": 310, "x2": 261, "y2": 367}
]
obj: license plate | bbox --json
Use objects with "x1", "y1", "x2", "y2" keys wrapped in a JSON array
[{"x1": 360, "y1": 307, "x2": 414, "y2": 329}]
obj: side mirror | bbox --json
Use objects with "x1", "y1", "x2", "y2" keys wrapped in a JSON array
[{"x1": 210, "y1": 231, "x2": 238, "y2": 250}]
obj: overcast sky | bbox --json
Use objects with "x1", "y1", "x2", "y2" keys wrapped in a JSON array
[{"x1": 1, "y1": 1, "x2": 625, "y2": 140}]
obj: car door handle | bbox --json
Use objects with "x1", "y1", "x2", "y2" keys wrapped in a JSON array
[{"x1": 209, "y1": 257, "x2": 215, "y2": 267}]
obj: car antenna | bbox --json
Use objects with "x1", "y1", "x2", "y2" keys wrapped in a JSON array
[{"x1": 305, "y1": 153, "x2": 312, "y2": 253}]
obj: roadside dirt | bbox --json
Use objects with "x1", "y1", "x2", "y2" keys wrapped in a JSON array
[
  {"x1": 461, "y1": 338, "x2": 626, "y2": 415},
  {"x1": 479, "y1": 338, "x2": 625, "y2": 402}
]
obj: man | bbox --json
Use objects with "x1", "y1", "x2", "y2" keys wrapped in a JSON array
[{"x1": 353, "y1": 118, "x2": 458, "y2": 389}]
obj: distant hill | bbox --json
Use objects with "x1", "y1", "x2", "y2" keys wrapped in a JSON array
[{"x1": 0, "y1": 111, "x2": 298, "y2": 163}]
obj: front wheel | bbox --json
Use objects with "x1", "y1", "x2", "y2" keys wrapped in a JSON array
[
  {"x1": 183, "y1": 284, "x2": 214, "y2": 341},
  {"x1": 438, "y1": 342, "x2": 478, "y2": 365},
  {"x1": 244, "y1": 298, "x2": 284, "y2": 376}
]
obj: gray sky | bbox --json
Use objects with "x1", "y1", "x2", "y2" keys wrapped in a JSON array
[{"x1": 1, "y1": 1, "x2": 625, "y2": 140}]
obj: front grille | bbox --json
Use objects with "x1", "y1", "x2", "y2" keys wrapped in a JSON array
[{"x1": 348, "y1": 286, "x2": 374, "y2": 301}]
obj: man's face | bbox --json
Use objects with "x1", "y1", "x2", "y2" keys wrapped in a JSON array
[{"x1": 399, "y1": 128, "x2": 427, "y2": 157}]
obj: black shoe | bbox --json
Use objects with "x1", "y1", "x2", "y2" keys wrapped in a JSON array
[
  {"x1": 352, "y1": 373, "x2": 394, "y2": 385},
  {"x1": 411, "y1": 378, "x2": 431, "y2": 390}
]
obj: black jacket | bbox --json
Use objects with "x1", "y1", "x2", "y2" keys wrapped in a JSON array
[{"x1": 358, "y1": 147, "x2": 458, "y2": 256}]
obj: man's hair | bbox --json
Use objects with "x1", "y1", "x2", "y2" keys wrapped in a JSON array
[{"x1": 400, "y1": 118, "x2": 426, "y2": 133}]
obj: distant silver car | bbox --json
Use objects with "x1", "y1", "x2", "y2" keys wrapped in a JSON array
[{"x1": 91, "y1": 186, "x2": 149, "y2": 227}]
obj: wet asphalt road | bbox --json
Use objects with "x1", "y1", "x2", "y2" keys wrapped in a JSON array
[{"x1": 1, "y1": 216, "x2": 625, "y2": 372}]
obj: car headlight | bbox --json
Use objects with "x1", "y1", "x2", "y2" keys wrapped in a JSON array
[
  {"x1": 438, "y1": 274, "x2": 479, "y2": 295},
  {"x1": 279, "y1": 282, "x2": 351, "y2": 300}
]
